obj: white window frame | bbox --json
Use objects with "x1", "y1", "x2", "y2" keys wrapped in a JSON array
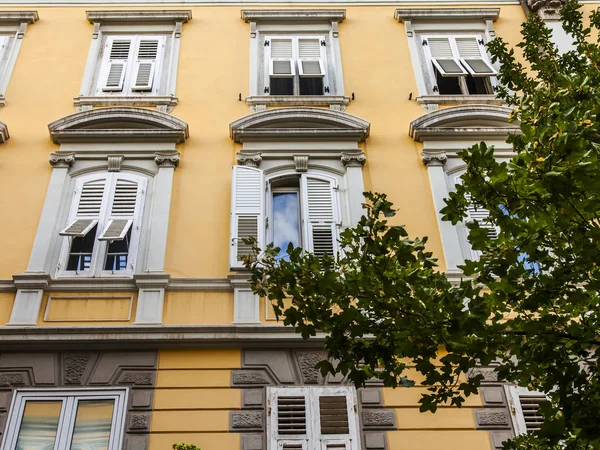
[
  {"x1": 57, "y1": 172, "x2": 147, "y2": 278},
  {"x1": 422, "y1": 34, "x2": 497, "y2": 96},
  {"x1": 1, "y1": 388, "x2": 128, "y2": 450},
  {"x1": 264, "y1": 35, "x2": 328, "y2": 96},
  {"x1": 267, "y1": 386, "x2": 359, "y2": 450},
  {"x1": 505, "y1": 385, "x2": 547, "y2": 436}
]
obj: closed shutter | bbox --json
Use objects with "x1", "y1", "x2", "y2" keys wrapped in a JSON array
[
  {"x1": 98, "y1": 177, "x2": 144, "y2": 241},
  {"x1": 131, "y1": 38, "x2": 161, "y2": 91},
  {"x1": 425, "y1": 36, "x2": 466, "y2": 77},
  {"x1": 301, "y1": 175, "x2": 339, "y2": 258},
  {"x1": 317, "y1": 389, "x2": 355, "y2": 450},
  {"x1": 298, "y1": 38, "x2": 325, "y2": 78},
  {"x1": 269, "y1": 38, "x2": 295, "y2": 79},
  {"x1": 60, "y1": 178, "x2": 106, "y2": 237},
  {"x1": 230, "y1": 166, "x2": 264, "y2": 269},
  {"x1": 271, "y1": 388, "x2": 310, "y2": 450},
  {"x1": 456, "y1": 36, "x2": 497, "y2": 76},
  {"x1": 101, "y1": 37, "x2": 133, "y2": 92}
]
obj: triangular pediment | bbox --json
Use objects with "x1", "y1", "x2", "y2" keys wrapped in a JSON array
[
  {"x1": 48, "y1": 107, "x2": 189, "y2": 144},
  {"x1": 230, "y1": 107, "x2": 370, "y2": 143}
]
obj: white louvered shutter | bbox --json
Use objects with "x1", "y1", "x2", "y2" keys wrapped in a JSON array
[
  {"x1": 506, "y1": 386, "x2": 547, "y2": 436},
  {"x1": 100, "y1": 37, "x2": 133, "y2": 92},
  {"x1": 98, "y1": 176, "x2": 145, "y2": 241},
  {"x1": 298, "y1": 38, "x2": 325, "y2": 78},
  {"x1": 425, "y1": 36, "x2": 467, "y2": 77},
  {"x1": 316, "y1": 388, "x2": 357, "y2": 450},
  {"x1": 60, "y1": 177, "x2": 107, "y2": 237},
  {"x1": 269, "y1": 38, "x2": 295, "y2": 79},
  {"x1": 230, "y1": 166, "x2": 265, "y2": 269},
  {"x1": 301, "y1": 175, "x2": 340, "y2": 259},
  {"x1": 270, "y1": 388, "x2": 310, "y2": 450},
  {"x1": 456, "y1": 36, "x2": 497, "y2": 76},
  {"x1": 132, "y1": 37, "x2": 162, "y2": 91}
]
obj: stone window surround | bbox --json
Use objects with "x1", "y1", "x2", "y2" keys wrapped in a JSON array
[
  {"x1": 410, "y1": 104, "x2": 517, "y2": 277},
  {"x1": 76, "y1": 9, "x2": 192, "y2": 113},
  {"x1": 0, "y1": 11, "x2": 38, "y2": 107},
  {"x1": 8, "y1": 107, "x2": 188, "y2": 328},
  {"x1": 229, "y1": 107, "x2": 369, "y2": 324},
  {"x1": 241, "y1": 9, "x2": 349, "y2": 112},
  {"x1": 394, "y1": 8, "x2": 503, "y2": 111}
]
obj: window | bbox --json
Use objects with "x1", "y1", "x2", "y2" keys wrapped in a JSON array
[
  {"x1": 267, "y1": 386, "x2": 359, "y2": 450},
  {"x1": 97, "y1": 36, "x2": 165, "y2": 95},
  {"x1": 76, "y1": 10, "x2": 191, "y2": 110},
  {"x1": 423, "y1": 35, "x2": 496, "y2": 95},
  {"x1": 505, "y1": 386, "x2": 547, "y2": 435},
  {"x1": 59, "y1": 173, "x2": 146, "y2": 277},
  {"x1": 230, "y1": 166, "x2": 341, "y2": 268},
  {"x1": 1, "y1": 389, "x2": 127, "y2": 450}
]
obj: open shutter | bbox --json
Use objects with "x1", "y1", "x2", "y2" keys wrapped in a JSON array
[
  {"x1": 101, "y1": 37, "x2": 132, "y2": 92},
  {"x1": 298, "y1": 38, "x2": 325, "y2": 78},
  {"x1": 230, "y1": 166, "x2": 264, "y2": 269},
  {"x1": 506, "y1": 386, "x2": 547, "y2": 435},
  {"x1": 60, "y1": 178, "x2": 106, "y2": 237},
  {"x1": 456, "y1": 36, "x2": 497, "y2": 76},
  {"x1": 302, "y1": 175, "x2": 339, "y2": 258},
  {"x1": 98, "y1": 177, "x2": 143, "y2": 241},
  {"x1": 132, "y1": 38, "x2": 161, "y2": 91},
  {"x1": 269, "y1": 38, "x2": 295, "y2": 79},
  {"x1": 270, "y1": 388, "x2": 310, "y2": 450},
  {"x1": 425, "y1": 37, "x2": 467, "y2": 77}
]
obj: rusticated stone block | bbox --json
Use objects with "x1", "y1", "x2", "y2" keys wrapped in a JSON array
[
  {"x1": 129, "y1": 413, "x2": 150, "y2": 430},
  {"x1": 475, "y1": 409, "x2": 510, "y2": 428},
  {"x1": 232, "y1": 371, "x2": 269, "y2": 385},
  {"x1": 231, "y1": 411, "x2": 263, "y2": 429},
  {"x1": 118, "y1": 372, "x2": 153, "y2": 386},
  {"x1": 0, "y1": 374, "x2": 25, "y2": 387},
  {"x1": 64, "y1": 353, "x2": 92, "y2": 385},
  {"x1": 363, "y1": 410, "x2": 396, "y2": 429}
]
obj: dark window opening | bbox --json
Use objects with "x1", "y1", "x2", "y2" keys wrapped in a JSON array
[
  {"x1": 67, "y1": 225, "x2": 98, "y2": 271},
  {"x1": 104, "y1": 227, "x2": 132, "y2": 271},
  {"x1": 299, "y1": 77, "x2": 323, "y2": 95},
  {"x1": 465, "y1": 75, "x2": 491, "y2": 94},
  {"x1": 434, "y1": 68, "x2": 462, "y2": 95},
  {"x1": 270, "y1": 77, "x2": 294, "y2": 95}
]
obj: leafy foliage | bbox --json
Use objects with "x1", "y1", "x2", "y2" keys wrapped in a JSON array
[{"x1": 246, "y1": 2, "x2": 600, "y2": 448}]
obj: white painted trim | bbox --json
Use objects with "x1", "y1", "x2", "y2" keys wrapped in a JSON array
[
  {"x1": 145, "y1": 165, "x2": 175, "y2": 272},
  {"x1": 233, "y1": 287, "x2": 260, "y2": 323},
  {"x1": 8, "y1": 289, "x2": 43, "y2": 325},
  {"x1": 134, "y1": 288, "x2": 165, "y2": 324},
  {"x1": 0, "y1": 13, "x2": 38, "y2": 100}
]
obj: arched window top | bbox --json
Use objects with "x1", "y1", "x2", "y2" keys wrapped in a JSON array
[
  {"x1": 48, "y1": 107, "x2": 189, "y2": 144},
  {"x1": 229, "y1": 107, "x2": 370, "y2": 143}
]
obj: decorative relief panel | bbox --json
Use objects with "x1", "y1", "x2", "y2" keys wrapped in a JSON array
[{"x1": 0, "y1": 351, "x2": 157, "y2": 450}]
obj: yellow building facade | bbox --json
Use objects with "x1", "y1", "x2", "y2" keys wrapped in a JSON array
[{"x1": 0, "y1": 0, "x2": 568, "y2": 449}]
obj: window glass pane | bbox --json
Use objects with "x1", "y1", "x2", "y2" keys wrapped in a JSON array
[
  {"x1": 465, "y1": 74, "x2": 491, "y2": 94},
  {"x1": 273, "y1": 192, "x2": 300, "y2": 260},
  {"x1": 67, "y1": 224, "x2": 98, "y2": 271},
  {"x1": 299, "y1": 77, "x2": 323, "y2": 95},
  {"x1": 435, "y1": 68, "x2": 462, "y2": 95},
  {"x1": 15, "y1": 401, "x2": 62, "y2": 450},
  {"x1": 70, "y1": 400, "x2": 115, "y2": 450},
  {"x1": 104, "y1": 227, "x2": 132, "y2": 271},
  {"x1": 270, "y1": 77, "x2": 293, "y2": 95}
]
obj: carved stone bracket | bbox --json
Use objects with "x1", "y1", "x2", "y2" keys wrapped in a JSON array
[
  {"x1": 237, "y1": 152, "x2": 262, "y2": 168},
  {"x1": 294, "y1": 155, "x2": 309, "y2": 172},
  {"x1": 527, "y1": 0, "x2": 564, "y2": 19},
  {"x1": 49, "y1": 152, "x2": 75, "y2": 168},
  {"x1": 154, "y1": 152, "x2": 180, "y2": 169},
  {"x1": 108, "y1": 155, "x2": 124, "y2": 172},
  {"x1": 341, "y1": 152, "x2": 366, "y2": 167},
  {"x1": 421, "y1": 151, "x2": 447, "y2": 167}
]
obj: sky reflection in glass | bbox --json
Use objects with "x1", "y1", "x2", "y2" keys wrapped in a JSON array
[{"x1": 273, "y1": 192, "x2": 300, "y2": 260}]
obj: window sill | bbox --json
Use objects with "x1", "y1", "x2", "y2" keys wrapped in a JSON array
[
  {"x1": 74, "y1": 95, "x2": 178, "y2": 112},
  {"x1": 246, "y1": 95, "x2": 350, "y2": 111},
  {"x1": 417, "y1": 95, "x2": 505, "y2": 107}
]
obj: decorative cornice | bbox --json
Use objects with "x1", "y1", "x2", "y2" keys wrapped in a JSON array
[
  {"x1": 49, "y1": 152, "x2": 75, "y2": 168},
  {"x1": 394, "y1": 8, "x2": 499, "y2": 22},
  {"x1": 0, "y1": 11, "x2": 38, "y2": 24},
  {"x1": 13, "y1": 273, "x2": 50, "y2": 290},
  {"x1": 341, "y1": 152, "x2": 366, "y2": 167},
  {"x1": 422, "y1": 151, "x2": 447, "y2": 167},
  {"x1": 237, "y1": 152, "x2": 262, "y2": 168},
  {"x1": 294, "y1": 155, "x2": 309, "y2": 172},
  {"x1": 0, "y1": 120, "x2": 9, "y2": 143},
  {"x1": 73, "y1": 95, "x2": 179, "y2": 112},
  {"x1": 230, "y1": 107, "x2": 370, "y2": 143},
  {"x1": 154, "y1": 152, "x2": 180, "y2": 168},
  {"x1": 86, "y1": 10, "x2": 192, "y2": 24},
  {"x1": 134, "y1": 273, "x2": 171, "y2": 289},
  {"x1": 48, "y1": 107, "x2": 189, "y2": 144},
  {"x1": 246, "y1": 95, "x2": 350, "y2": 110},
  {"x1": 409, "y1": 105, "x2": 518, "y2": 142},
  {"x1": 241, "y1": 9, "x2": 345, "y2": 23}
]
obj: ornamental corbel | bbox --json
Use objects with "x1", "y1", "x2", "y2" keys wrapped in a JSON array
[
  {"x1": 49, "y1": 152, "x2": 75, "y2": 168},
  {"x1": 421, "y1": 151, "x2": 447, "y2": 167},
  {"x1": 294, "y1": 155, "x2": 309, "y2": 172},
  {"x1": 237, "y1": 152, "x2": 262, "y2": 168},
  {"x1": 527, "y1": 0, "x2": 564, "y2": 19},
  {"x1": 341, "y1": 152, "x2": 366, "y2": 167},
  {"x1": 154, "y1": 152, "x2": 180, "y2": 168},
  {"x1": 108, "y1": 155, "x2": 124, "y2": 172}
]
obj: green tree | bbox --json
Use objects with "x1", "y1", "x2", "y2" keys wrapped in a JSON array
[{"x1": 245, "y1": 2, "x2": 600, "y2": 448}]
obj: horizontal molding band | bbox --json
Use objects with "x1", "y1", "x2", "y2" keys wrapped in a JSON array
[{"x1": 0, "y1": 325, "x2": 327, "y2": 351}]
